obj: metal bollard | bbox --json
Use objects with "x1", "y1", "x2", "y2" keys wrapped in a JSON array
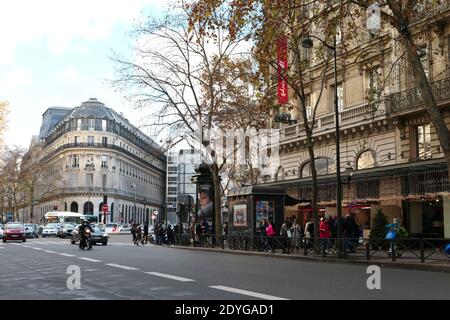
[
  {"x1": 366, "y1": 239, "x2": 370, "y2": 261},
  {"x1": 392, "y1": 240, "x2": 396, "y2": 262},
  {"x1": 420, "y1": 239, "x2": 425, "y2": 263}
]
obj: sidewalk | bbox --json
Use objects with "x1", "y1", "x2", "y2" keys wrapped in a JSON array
[{"x1": 168, "y1": 244, "x2": 450, "y2": 273}]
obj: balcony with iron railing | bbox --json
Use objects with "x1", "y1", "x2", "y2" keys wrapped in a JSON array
[
  {"x1": 386, "y1": 77, "x2": 450, "y2": 116},
  {"x1": 41, "y1": 142, "x2": 165, "y2": 174},
  {"x1": 279, "y1": 101, "x2": 385, "y2": 142}
]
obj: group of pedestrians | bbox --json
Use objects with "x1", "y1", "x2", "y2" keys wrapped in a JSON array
[
  {"x1": 305, "y1": 214, "x2": 360, "y2": 253},
  {"x1": 255, "y1": 214, "x2": 363, "y2": 254},
  {"x1": 131, "y1": 222, "x2": 149, "y2": 246}
]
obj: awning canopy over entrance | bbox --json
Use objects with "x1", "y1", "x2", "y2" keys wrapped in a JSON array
[{"x1": 227, "y1": 185, "x2": 309, "y2": 206}]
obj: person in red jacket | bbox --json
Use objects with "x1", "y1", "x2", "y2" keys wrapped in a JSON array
[{"x1": 320, "y1": 217, "x2": 331, "y2": 253}]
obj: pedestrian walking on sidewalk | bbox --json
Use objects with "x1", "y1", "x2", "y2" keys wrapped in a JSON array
[
  {"x1": 280, "y1": 219, "x2": 291, "y2": 254},
  {"x1": 131, "y1": 223, "x2": 137, "y2": 243},
  {"x1": 290, "y1": 219, "x2": 301, "y2": 250},
  {"x1": 266, "y1": 219, "x2": 276, "y2": 253},
  {"x1": 143, "y1": 222, "x2": 149, "y2": 244},
  {"x1": 134, "y1": 224, "x2": 142, "y2": 246},
  {"x1": 319, "y1": 217, "x2": 331, "y2": 253},
  {"x1": 304, "y1": 218, "x2": 314, "y2": 249}
]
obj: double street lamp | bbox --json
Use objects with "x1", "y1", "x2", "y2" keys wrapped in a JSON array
[{"x1": 301, "y1": 34, "x2": 345, "y2": 257}]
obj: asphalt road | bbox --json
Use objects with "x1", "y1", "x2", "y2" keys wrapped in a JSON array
[{"x1": 1, "y1": 235, "x2": 449, "y2": 300}]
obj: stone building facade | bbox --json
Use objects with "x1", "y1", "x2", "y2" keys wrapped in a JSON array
[
  {"x1": 18, "y1": 98, "x2": 166, "y2": 225},
  {"x1": 260, "y1": 2, "x2": 450, "y2": 238}
]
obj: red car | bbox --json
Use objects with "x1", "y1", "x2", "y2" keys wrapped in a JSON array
[{"x1": 3, "y1": 222, "x2": 26, "y2": 242}]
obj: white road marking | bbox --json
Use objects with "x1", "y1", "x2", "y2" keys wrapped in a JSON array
[
  {"x1": 0, "y1": 247, "x2": 4, "y2": 249},
  {"x1": 32, "y1": 241, "x2": 46, "y2": 245},
  {"x1": 78, "y1": 257, "x2": 102, "y2": 263},
  {"x1": 105, "y1": 263, "x2": 138, "y2": 271},
  {"x1": 32, "y1": 247, "x2": 43, "y2": 251},
  {"x1": 209, "y1": 285, "x2": 289, "y2": 300},
  {"x1": 58, "y1": 253, "x2": 75, "y2": 257},
  {"x1": 145, "y1": 272, "x2": 195, "y2": 282},
  {"x1": 43, "y1": 250, "x2": 57, "y2": 253},
  {"x1": 110, "y1": 242, "x2": 134, "y2": 246},
  {"x1": 47, "y1": 241, "x2": 63, "y2": 245}
]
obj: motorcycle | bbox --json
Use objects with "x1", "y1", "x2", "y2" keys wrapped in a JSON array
[{"x1": 79, "y1": 228, "x2": 93, "y2": 250}]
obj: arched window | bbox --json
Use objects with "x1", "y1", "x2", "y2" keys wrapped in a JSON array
[
  {"x1": 356, "y1": 150, "x2": 376, "y2": 170},
  {"x1": 301, "y1": 158, "x2": 336, "y2": 178},
  {"x1": 70, "y1": 202, "x2": 78, "y2": 213},
  {"x1": 83, "y1": 201, "x2": 94, "y2": 214}
]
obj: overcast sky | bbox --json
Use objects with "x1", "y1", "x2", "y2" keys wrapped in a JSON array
[{"x1": 0, "y1": 0, "x2": 168, "y2": 149}]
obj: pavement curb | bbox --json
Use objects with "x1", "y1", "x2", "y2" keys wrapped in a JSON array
[{"x1": 168, "y1": 245, "x2": 450, "y2": 273}]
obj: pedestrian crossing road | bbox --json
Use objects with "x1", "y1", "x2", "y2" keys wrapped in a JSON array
[{"x1": 1, "y1": 235, "x2": 450, "y2": 300}]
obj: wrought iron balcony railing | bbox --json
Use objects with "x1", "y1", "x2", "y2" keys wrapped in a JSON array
[
  {"x1": 279, "y1": 101, "x2": 385, "y2": 142},
  {"x1": 40, "y1": 142, "x2": 165, "y2": 174},
  {"x1": 386, "y1": 77, "x2": 450, "y2": 115}
]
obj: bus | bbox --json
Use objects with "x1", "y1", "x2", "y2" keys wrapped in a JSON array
[{"x1": 43, "y1": 212, "x2": 86, "y2": 225}]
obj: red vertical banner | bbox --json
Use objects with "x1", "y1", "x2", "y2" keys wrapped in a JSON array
[{"x1": 277, "y1": 36, "x2": 288, "y2": 104}]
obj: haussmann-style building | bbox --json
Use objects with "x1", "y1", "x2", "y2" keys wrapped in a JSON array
[{"x1": 18, "y1": 98, "x2": 166, "y2": 225}]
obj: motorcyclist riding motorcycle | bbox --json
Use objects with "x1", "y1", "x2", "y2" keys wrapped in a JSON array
[{"x1": 79, "y1": 220, "x2": 93, "y2": 250}]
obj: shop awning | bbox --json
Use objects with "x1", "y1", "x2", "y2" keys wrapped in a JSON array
[{"x1": 285, "y1": 194, "x2": 309, "y2": 206}]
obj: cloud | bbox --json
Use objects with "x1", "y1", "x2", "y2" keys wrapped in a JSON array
[
  {"x1": 61, "y1": 68, "x2": 79, "y2": 80},
  {"x1": 0, "y1": 0, "x2": 168, "y2": 64},
  {"x1": 0, "y1": 67, "x2": 32, "y2": 97}
]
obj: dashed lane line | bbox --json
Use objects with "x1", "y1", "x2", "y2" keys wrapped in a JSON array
[
  {"x1": 43, "y1": 250, "x2": 57, "y2": 254},
  {"x1": 105, "y1": 263, "x2": 138, "y2": 271},
  {"x1": 208, "y1": 285, "x2": 289, "y2": 300},
  {"x1": 58, "y1": 253, "x2": 75, "y2": 257},
  {"x1": 78, "y1": 257, "x2": 102, "y2": 263},
  {"x1": 46, "y1": 241, "x2": 64, "y2": 245},
  {"x1": 145, "y1": 272, "x2": 195, "y2": 282}
]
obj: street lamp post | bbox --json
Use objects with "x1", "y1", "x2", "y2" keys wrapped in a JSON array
[
  {"x1": 131, "y1": 184, "x2": 136, "y2": 223},
  {"x1": 302, "y1": 34, "x2": 344, "y2": 257}
]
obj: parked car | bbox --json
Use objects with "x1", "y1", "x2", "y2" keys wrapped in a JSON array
[
  {"x1": 105, "y1": 223, "x2": 119, "y2": 233},
  {"x1": 23, "y1": 223, "x2": 39, "y2": 238},
  {"x1": 3, "y1": 222, "x2": 26, "y2": 242},
  {"x1": 119, "y1": 224, "x2": 132, "y2": 232},
  {"x1": 42, "y1": 223, "x2": 60, "y2": 237},
  {"x1": 71, "y1": 225, "x2": 108, "y2": 246},
  {"x1": 57, "y1": 223, "x2": 76, "y2": 238},
  {"x1": 0, "y1": 224, "x2": 4, "y2": 239}
]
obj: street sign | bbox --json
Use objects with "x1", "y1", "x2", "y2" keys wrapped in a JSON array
[
  {"x1": 102, "y1": 204, "x2": 109, "y2": 212},
  {"x1": 153, "y1": 210, "x2": 159, "y2": 215}
]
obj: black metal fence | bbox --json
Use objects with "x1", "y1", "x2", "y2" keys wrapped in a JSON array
[{"x1": 168, "y1": 234, "x2": 450, "y2": 264}]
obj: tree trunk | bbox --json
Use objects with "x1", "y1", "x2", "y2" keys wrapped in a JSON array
[
  {"x1": 307, "y1": 139, "x2": 320, "y2": 252},
  {"x1": 211, "y1": 163, "x2": 223, "y2": 244}
]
